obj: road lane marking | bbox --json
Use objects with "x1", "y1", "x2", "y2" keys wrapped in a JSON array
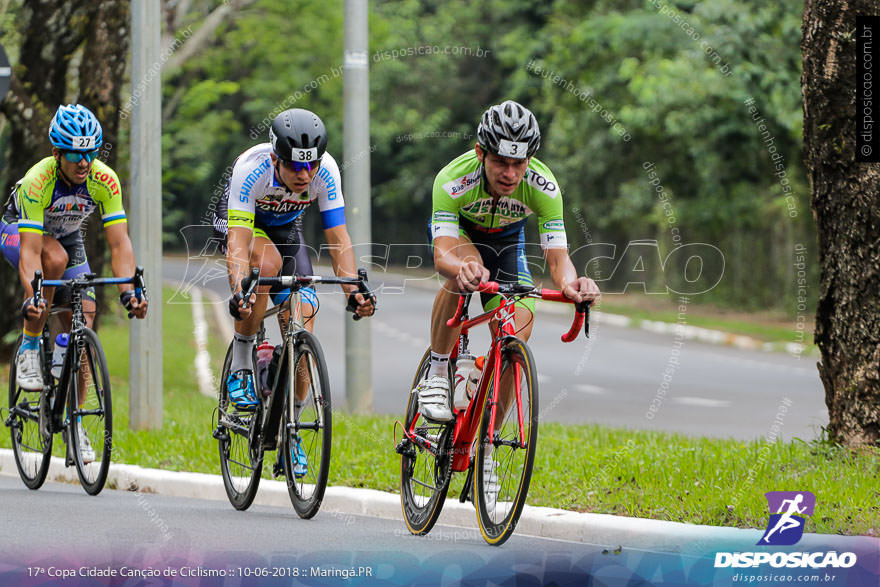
[
  {"x1": 672, "y1": 396, "x2": 731, "y2": 408},
  {"x1": 572, "y1": 384, "x2": 605, "y2": 395}
]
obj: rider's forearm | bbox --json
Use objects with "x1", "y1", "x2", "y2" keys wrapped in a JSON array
[
  {"x1": 432, "y1": 237, "x2": 463, "y2": 281},
  {"x1": 107, "y1": 228, "x2": 137, "y2": 295},
  {"x1": 327, "y1": 242, "x2": 358, "y2": 294},
  {"x1": 546, "y1": 248, "x2": 578, "y2": 291},
  {"x1": 226, "y1": 227, "x2": 253, "y2": 293},
  {"x1": 18, "y1": 232, "x2": 43, "y2": 299},
  {"x1": 323, "y1": 225, "x2": 358, "y2": 293}
]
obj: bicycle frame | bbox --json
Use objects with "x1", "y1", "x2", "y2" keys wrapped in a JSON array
[
  {"x1": 33, "y1": 270, "x2": 144, "y2": 434},
  {"x1": 404, "y1": 283, "x2": 590, "y2": 472},
  {"x1": 235, "y1": 268, "x2": 375, "y2": 452}
]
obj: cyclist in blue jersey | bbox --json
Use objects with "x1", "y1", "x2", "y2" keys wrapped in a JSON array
[{"x1": 214, "y1": 109, "x2": 375, "y2": 436}]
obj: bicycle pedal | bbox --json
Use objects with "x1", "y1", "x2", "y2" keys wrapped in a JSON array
[{"x1": 272, "y1": 459, "x2": 284, "y2": 478}]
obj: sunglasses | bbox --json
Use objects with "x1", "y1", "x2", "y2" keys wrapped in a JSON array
[
  {"x1": 281, "y1": 158, "x2": 321, "y2": 173},
  {"x1": 62, "y1": 150, "x2": 99, "y2": 163}
]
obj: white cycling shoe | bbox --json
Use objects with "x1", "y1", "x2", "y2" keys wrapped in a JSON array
[
  {"x1": 16, "y1": 348, "x2": 44, "y2": 391},
  {"x1": 482, "y1": 453, "x2": 500, "y2": 511},
  {"x1": 415, "y1": 375, "x2": 453, "y2": 423},
  {"x1": 78, "y1": 426, "x2": 96, "y2": 464}
]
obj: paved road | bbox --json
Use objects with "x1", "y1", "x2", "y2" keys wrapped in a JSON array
[
  {"x1": 164, "y1": 256, "x2": 827, "y2": 442},
  {"x1": 0, "y1": 475, "x2": 701, "y2": 585}
]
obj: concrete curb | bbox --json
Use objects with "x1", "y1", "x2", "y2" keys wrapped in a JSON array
[{"x1": 4, "y1": 449, "x2": 866, "y2": 554}]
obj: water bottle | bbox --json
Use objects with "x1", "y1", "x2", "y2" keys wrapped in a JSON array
[
  {"x1": 453, "y1": 354, "x2": 475, "y2": 410},
  {"x1": 51, "y1": 333, "x2": 69, "y2": 379},
  {"x1": 466, "y1": 355, "x2": 486, "y2": 400},
  {"x1": 256, "y1": 342, "x2": 274, "y2": 397}
]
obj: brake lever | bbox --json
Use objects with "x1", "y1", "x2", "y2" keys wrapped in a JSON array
[
  {"x1": 350, "y1": 267, "x2": 376, "y2": 321},
  {"x1": 240, "y1": 267, "x2": 261, "y2": 310}
]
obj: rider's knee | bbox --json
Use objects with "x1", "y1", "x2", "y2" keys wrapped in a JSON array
[{"x1": 42, "y1": 244, "x2": 68, "y2": 277}]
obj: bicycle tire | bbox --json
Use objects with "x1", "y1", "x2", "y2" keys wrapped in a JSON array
[
  {"x1": 7, "y1": 336, "x2": 52, "y2": 490},
  {"x1": 399, "y1": 348, "x2": 454, "y2": 536},
  {"x1": 67, "y1": 327, "x2": 113, "y2": 495},
  {"x1": 217, "y1": 341, "x2": 263, "y2": 510},
  {"x1": 282, "y1": 330, "x2": 332, "y2": 519},
  {"x1": 474, "y1": 337, "x2": 539, "y2": 546}
]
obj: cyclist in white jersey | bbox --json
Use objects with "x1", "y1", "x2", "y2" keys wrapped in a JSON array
[{"x1": 215, "y1": 109, "x2": 375, "y2": 422}]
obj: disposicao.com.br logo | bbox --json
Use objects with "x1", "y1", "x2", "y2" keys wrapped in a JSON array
[{"x1": 714, "y1": 491, "x2": 858, "y2": 569}]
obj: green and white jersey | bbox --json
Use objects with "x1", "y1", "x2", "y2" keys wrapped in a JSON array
[{"x1": 430, "y1": 150, "x2": 567, "y2": 249}]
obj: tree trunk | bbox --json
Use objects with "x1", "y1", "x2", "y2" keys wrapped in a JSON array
[
  {"x1": 802, "y1": 0, "x2": 880, "y2": 447},
  {"x1": 79, "y1": 0, "x2": 130, "y2": 330},
  {"x1": 0, "y1": 1, "x2": 129, "y2": 353}
]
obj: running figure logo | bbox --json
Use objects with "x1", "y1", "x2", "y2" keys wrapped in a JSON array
[{"x1": 758, "y1": 491, "x2": 816, "y2": 546}]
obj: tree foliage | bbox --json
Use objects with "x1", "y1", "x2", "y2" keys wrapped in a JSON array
[{"x1": 0, "y1": 0, "x2": 814, "y2": 317}]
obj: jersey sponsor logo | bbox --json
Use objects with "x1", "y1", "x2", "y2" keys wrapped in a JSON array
[
  {"x1": 228, "y1": 212, "x2": 252, "y2": 224},
  {"x1": 442, "y1": 171, "x2": 481, "y2": 199},
  {"x1": 317, "y1": 167, "x2": 338, "y2": 200},
  {"x1": 542, "y1": 219, "x2": 565, "y2": 231},
  {"x1": 257, "y1": 198, "x2": 310, "y2": 214},
  {"x1": 93, "y1": 171, "x2": 121, "y2": 197},
  {"x1": 432, "y1": 211, "x2": 457, "y2": 224},
  {"x1": 464, "y1": 197, "x2": 529, "y2": 222},
  {"x1": 24, "y1": 168, "x2": 54, "y2": 204},
  {"x1": 240, "y1": 159, "x2": 272, "y2": 203},
  {"x1": 525, "y1": 168, "x2": 558, "y2": 197}
]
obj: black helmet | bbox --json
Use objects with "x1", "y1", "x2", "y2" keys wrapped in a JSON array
[
  {"x1": 477, "y1": 100, "x2": 541, "y2": 159},
  {"x1": 269, "y1": 108, "x2": 327, "y2": 163}
]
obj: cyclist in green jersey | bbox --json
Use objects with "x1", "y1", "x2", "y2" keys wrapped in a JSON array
[
  {"x1": 1, "y1": 104, "x2": 148, "y2": 460},
  {"x1": 414, "y1": 100, "x2": 600, "y2": 423}
]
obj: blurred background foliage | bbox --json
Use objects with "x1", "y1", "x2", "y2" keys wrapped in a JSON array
[{"x1": 0, "y1": 0, "x2": 812, "y2": 312}]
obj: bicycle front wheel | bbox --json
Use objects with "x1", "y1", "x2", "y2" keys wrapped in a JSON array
[
  {"x1": 7, "y1": 336, "x2": 52, "y2": 490},
  {"x1": 217, "y1": 342, "x2": 263, "y2": 510},
  {"x1": 67, "y1": 328, "x2": 113, "y2": 495},
  {"x1": 283, "y1": 331, "x2": 332, "y2": 519},
  {"x1": 474, "y1": 338, "x2": 539, "y2": 546},
  {"x1": 399, "y1": 348, "x2": 453, "y2": 536}
]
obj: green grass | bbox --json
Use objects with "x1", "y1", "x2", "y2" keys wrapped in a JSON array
[{"x1": 2, "y1": 288, "x2": 875, "y2": 536}]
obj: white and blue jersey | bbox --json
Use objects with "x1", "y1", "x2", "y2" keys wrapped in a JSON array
[{"x1": 220, "y1": 143, "x2": 346, "y2": 232}]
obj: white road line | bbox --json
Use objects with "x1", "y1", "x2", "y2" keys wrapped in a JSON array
[
  {"x1": 191, "y1": 288, "x2": 217, "y2": 398},
  {"x1": 672, "y1": 396, "x2": 731, "y2": 408},
  {"x1": 572, "y1": 383, "x2": 605, "y2": 395}
]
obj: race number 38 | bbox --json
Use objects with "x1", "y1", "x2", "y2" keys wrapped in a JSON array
[{"x1": 293, "y1": 148, "x2": 318, "y2": 161}]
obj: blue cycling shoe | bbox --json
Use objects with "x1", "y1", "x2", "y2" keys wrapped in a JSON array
[
  {"x1": 290, "y1": 436, "x2": 308, "y2": 478},
  {"x1": 227, "y1": 370, "x2": 258, "y2": 410}
]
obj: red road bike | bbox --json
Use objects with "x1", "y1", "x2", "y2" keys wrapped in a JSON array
[{"x1": 397, "y1": 281, "x2": 590, "y2": 545}]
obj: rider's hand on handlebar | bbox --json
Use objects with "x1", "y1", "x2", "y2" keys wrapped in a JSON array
[
  {"x1": 346, "y1": 291, "x2": 376, "y2": 318},
  {"x1": 229, "y1": 290, "x2": 257, "y2": 321},
  {"x1": 562, "y1": 277, "x2": 600, "y2": 305},
  {"x1": 456, "y1": 261, "x2": 490, "y2": 293},
  {"x1": 120, "y1": 290, "x2": 149, "y2": 319},
  {"x1": 21, "y1": 298, "x2": 46, "y2": 321}
]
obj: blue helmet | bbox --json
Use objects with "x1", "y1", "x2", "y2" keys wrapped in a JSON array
[{"x1": 48, "y1": 104, "x2": 103, "y2": 151}]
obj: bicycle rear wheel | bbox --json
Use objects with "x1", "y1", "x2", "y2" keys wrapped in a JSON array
[
  {"x1": 68, "y1": 328, "x2": 113, "y2": 495},
  {"x1": 399, "y1": 348, "x2": 454, "y2": 536},
  {"x1": 7, "y1": 336, "x2": 52, "y2": 490},
  {"x1": 282, "y1": 331, "x2": 332, "y2": 519},
  {"x1": 474, "y1": 338, "x2": 538, "y2": 546},
  {"x1": 217, "y1": 342, "x2": 263, "y2": 510}
]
